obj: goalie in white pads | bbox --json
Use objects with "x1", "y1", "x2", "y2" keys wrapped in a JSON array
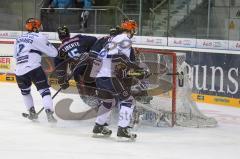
[{"x1": 14, "y1": 18, "x2": 58, "y2": 122}]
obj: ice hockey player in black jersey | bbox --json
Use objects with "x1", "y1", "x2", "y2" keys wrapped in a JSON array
[
  {"x1": 55, "y1": 26, "x2": 97, "y2": 96},
  {"x1": 14, "y1": 18, "x2": 58, "y2": 122}
]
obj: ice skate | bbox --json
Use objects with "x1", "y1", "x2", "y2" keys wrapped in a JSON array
[
  {"x1": 45, "y1": 109, "x2": 57, "y2": 123},
  {"x1": 92, "y1": 123, "x2": 112, "y2": 137},
  {"x1": 117, "y1": 126, "x2": 137, "y2": 141},
  {"x1": 27, "y1": 107, "x2": 38, "y2": 120}
]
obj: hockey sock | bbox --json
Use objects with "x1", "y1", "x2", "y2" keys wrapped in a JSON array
[
  {"x1": 39, "y1": 88, "x2": 53, "y2": 111},
  {"x1": 20, "y1": 87, "x2": 34, "y2": 110},
  {"x1": 95, "y1": 99, "x2": 115, "y2": 125},
  {"x1": 22, "y1": 94, "x2": 34, "y2": 110},
  {"x1": 118, "y1": 103, "x2": 134, "y2": 128}
]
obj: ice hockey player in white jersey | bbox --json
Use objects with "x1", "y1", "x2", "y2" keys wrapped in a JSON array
[
  {"x1": 92, "y1": 19, "x2": 139, "y2": 140},
  {"x1": 14, "y1": 18, "x2": 58, "y2": 122}
]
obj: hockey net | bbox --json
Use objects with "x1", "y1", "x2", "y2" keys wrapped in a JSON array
[{"x1": 134, "y1": 48, "x2": 217, "y2": 128}]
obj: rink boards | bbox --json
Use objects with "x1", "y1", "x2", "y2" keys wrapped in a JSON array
[
  {"x1": 0, "y1": 72, "x2": 239, "y2": 108},
  {"x1": 0, "y1": 33, "x2": 239, "y2": 108}
]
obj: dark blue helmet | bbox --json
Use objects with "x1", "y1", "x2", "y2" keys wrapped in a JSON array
[
  {"x1": 109, "y1": 25, "x2": 121, "y2": 36},
  {"x1": 57, "y1": 26, "x2": 70, "y2": 40}
]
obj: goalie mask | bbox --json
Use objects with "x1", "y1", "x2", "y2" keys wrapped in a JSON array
[
  {"x1": 57, "y1": 26, "x2": 70, "y2": 41},
  {"x1": 120, "y1": 19, "x2": 138, "y2": 38},
  {"x1": 25, "y1": 18, "x2": 42, "y2": 32}
]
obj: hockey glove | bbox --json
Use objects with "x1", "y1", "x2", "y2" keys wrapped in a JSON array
[
  {"x1": 59, "y1": 79, "x2": 69, "y2": 90},
  {"x1": 56, "y1": 70, "x2": 69, "y2": 90},
  {"x1": 58, "y1": 51, "x2": 67, "y2": 59}
]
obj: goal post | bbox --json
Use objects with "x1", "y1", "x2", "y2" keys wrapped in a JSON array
[{"x1": 134, "y1": 48, "x2": 217, "y2": 128}]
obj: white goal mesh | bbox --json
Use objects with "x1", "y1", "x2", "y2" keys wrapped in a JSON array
[{"x1": 134, "y1": 49, "x2": 218, "y2": 128}]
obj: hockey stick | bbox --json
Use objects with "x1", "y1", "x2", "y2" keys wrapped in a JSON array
[
  {"x1": 0, "y1": 55, "x2": 13, "y2": 57},
  {"x1": 22, "y1": 87, "x2": 62, "y2": 118},
  {"x1": 22, "y1": 59, "x2": 71, "y2": 118},
  {"x1": 128, "y1": 71, "x2": 182, "y2": 76},
  {"x1": 22, "y1": 53, "x2": 89, "y2": 119}
]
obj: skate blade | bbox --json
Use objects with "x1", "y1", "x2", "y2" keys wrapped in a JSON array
[
  {"x1": 27, "y1": 117, "x2": 39, "y2": 122},
  {"x1": 30, "y1": 118, "x2": 39, "y2": 122},
  {"x1": 116, "y1": 136, "x2": 136, "y2": 142},
  {"x1": 92, "y1": 133, "x2": 111, "y2": 138},
  {"x1": 48, "y1": 120, "x2": 58, "y2": 124},
  {"x1": 47, "y1": 120, "x2": 58, "y2": 128},
  {"x1": 22, "y1": 113, "x2": 39, "y2": 121}
]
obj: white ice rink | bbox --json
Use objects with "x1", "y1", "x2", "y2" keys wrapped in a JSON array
[{"x1": 0, "y1": 82, "x2": 240, "y2": 159}]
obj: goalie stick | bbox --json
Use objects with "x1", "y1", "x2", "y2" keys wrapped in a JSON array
[{"x1": 22, "y1": 53, "x2": 89, "y2": 119}]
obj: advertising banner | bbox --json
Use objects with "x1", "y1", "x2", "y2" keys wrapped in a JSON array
[
  {"x1": 0, "y1": 57, "x2": 11, "y2": 70},
  {"x1": 185, "y1": 51, "x2": 240, "y2": 100},
  {"x1": 0, "y1": 73, "x2": 16, "y2": 82},
  {"x1": 137, "y1": 36, "x2": 167, "y2": 46},
  {"x1": 196, "y1": 39, "x2": 228, "y2": 50},
  {"x1": 0, "y1": 40, "x2": 15, "y2": 56},
  {"x1": 0, "y1": 40, "x2": 15, "y2": 74},
  {"x1": 0, "y1": 57, "x2": 15, "y2": 74},
  {"x1": 168, "y1": 37, "x2": 196, "y2": 48},
  {"x1": 0, "y1": 31, "x2": 21, "y2": 39},
  {"x1": 229, "y1": 40, "x2": 240, "y2": 50}
]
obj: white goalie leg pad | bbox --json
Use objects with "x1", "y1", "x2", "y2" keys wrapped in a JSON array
[
  {"x1": 118, "y1": 96, "x2": 135, "y2": 127},
  {"x1": 95, "y1": 98, "x2": 116, "y2": 125},
  {"x1": 21, "y1": 87, "x2": 34, "y2": 110},
  {"x1": 38, "y1": 88, "x2": 53, "y2": 111}
]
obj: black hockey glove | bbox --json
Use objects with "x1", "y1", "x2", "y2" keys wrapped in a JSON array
[
  {"x1": 58, "y1": 51, "x2": 68, "y2": 60},
  {"x1": 56, "y1": 70, "x2": 69, "y2": 90},
  {"x1": 58, "y1": 78, "x2": 69, "y2": 90}
]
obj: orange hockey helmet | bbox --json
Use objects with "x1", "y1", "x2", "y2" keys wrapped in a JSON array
[
  {"x1": 25, "y1": 18, "x2": 42, "y2": 32},
  {"x1": 120, "y1": 19, "x2": 138, "y2": 33}
]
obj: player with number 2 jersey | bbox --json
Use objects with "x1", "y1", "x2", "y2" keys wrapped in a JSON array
[{"x1": 14, "y1": 18, "x2": 58, "y2": 122}]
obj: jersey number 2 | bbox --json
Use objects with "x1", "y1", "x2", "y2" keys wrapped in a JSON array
[{"x1": 17, "y1": 44, "x2": 25, "y2": 56}]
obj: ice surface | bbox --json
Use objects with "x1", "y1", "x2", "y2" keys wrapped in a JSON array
[{"x1": 0, "y1": 83, "x2": 240, "y2": 159}]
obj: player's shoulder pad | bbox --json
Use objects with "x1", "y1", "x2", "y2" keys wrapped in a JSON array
[
  {"x1": 72, "y1": 34, "x2": 80, "y2": 39},
  {"x1": 16, "y1": 32, "x2": 39, "y2": 43},
  {"x1": 73, "y1": 34, "x2": 87, "y2": 40},
  {"x1": 117, "y1": 33, "x2": 129, "y2": 39},
  {"x1": 97, "y1": 36, "x2": 110, "y2": 44},
  {"x1": 37, "y1": 32, "x2": 48, "y2": 40},
  {"x1": 112, "y1": 33, "x2": 129, "y2": 43}
]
